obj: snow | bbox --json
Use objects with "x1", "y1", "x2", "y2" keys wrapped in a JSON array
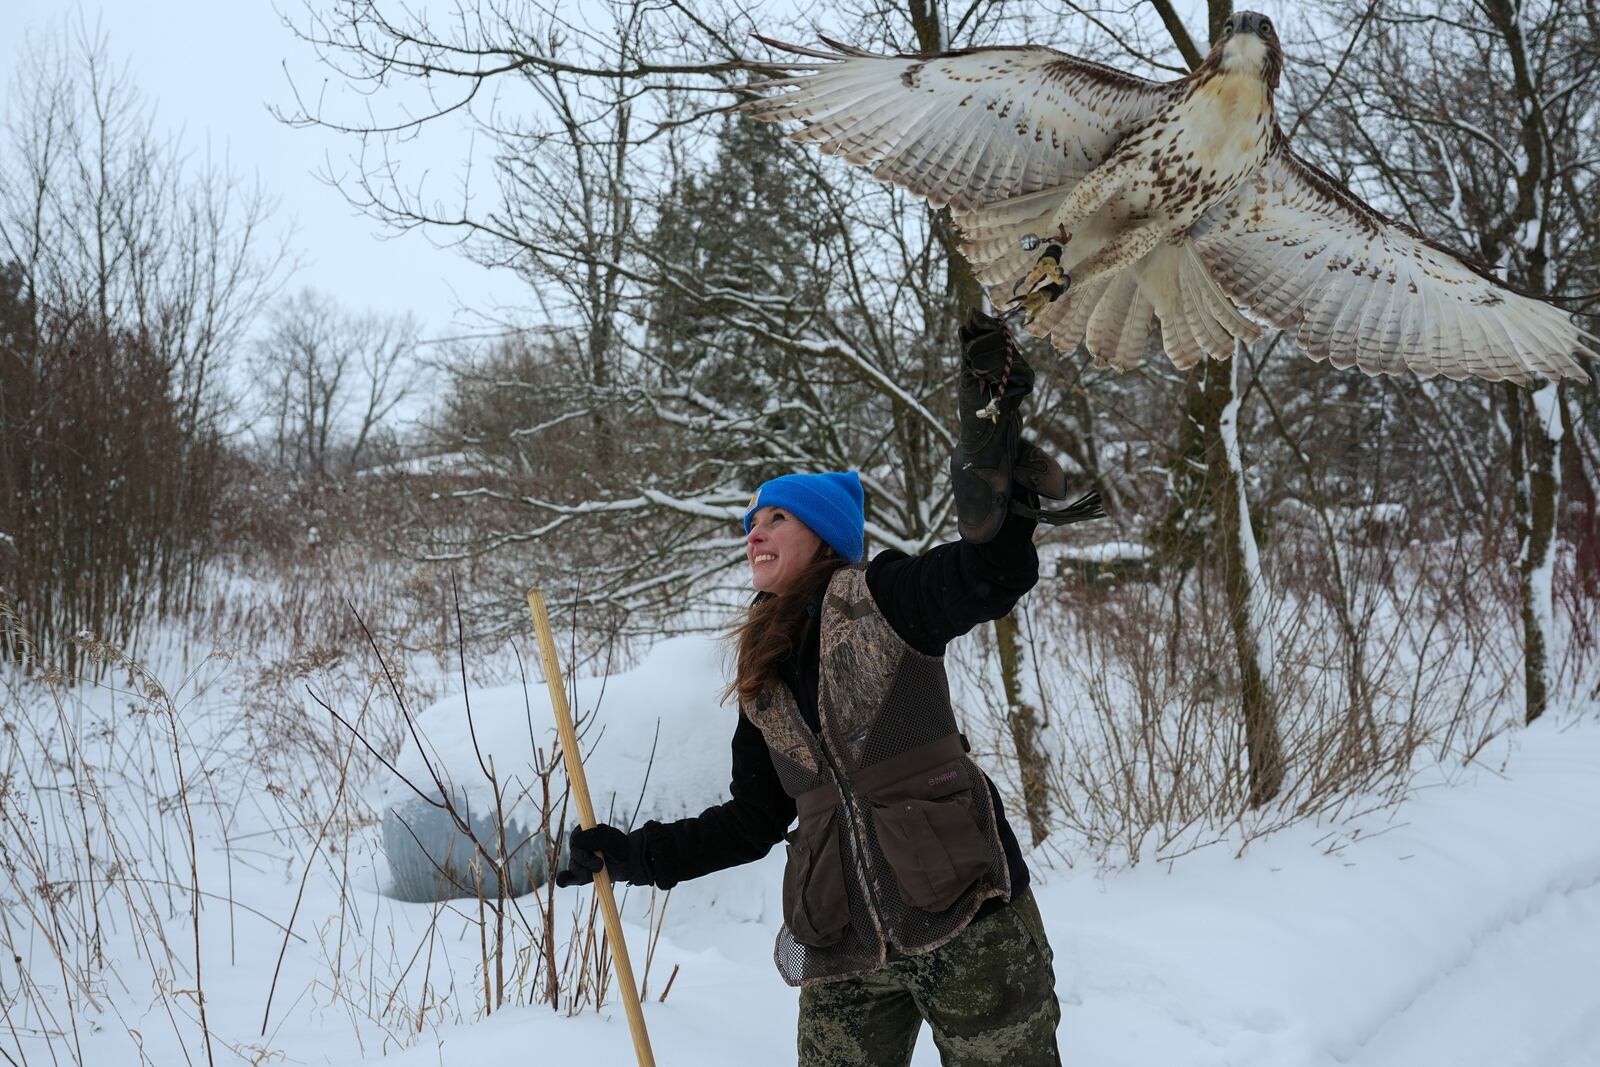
[
  {"x1": 356, "y1": 712, "x2": 1600, "y2": 1066},
  {"x1": 381, "y1": 634, "x2": 735, "y2": 837},
  {"x1": 6, "y1": 616, "x2": 1600, "y2": 1067},
  {"x1": 356, "y1": 450, "x2": 480, "y2": 478},
  {"x1": 1284, "y1": 500, "x2": 1405, "y2": 533},
  {"x1": 1045, "y1": 540, "x2": 1153, "y2": 563},
  {"x1": 1220, "y1": 348, "x2": 1275, "y2": 678},
  {"x1": 1531, "y1": 381, "x2": 1564, "y2": 444},
  {"x1": 1052, "y1": 725, "x2": 1600, "y2": 1066}
]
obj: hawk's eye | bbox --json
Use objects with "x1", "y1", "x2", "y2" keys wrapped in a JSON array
[{"x1": 1260, "y1": 17, "x2": 1274, "y2": 34}]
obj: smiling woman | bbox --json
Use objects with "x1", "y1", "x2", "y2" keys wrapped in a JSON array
[
  {"x1": 553, "y1": 315, "x2": 1067, "y2": 1065},
  {"x1": 744, "y1": 483, "x2": 841, "y2": 597},
  {"x1": 730, "y1": 472, "x2": 862, "y2": 714},
  {"x1": 745, "y1": 507, "x2": 819, "y2": 592}
]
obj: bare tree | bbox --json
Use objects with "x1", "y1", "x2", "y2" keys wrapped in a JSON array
[
  {"x1": 1298, "y1": 0, "x2": 1600, "y2": 722},
  {"x1": 252, "y1": 288, "x2": 422, "y2": 476},
  {"x1": 0, "y1": 21, "x2": 290, "y2": 432},
  {"x1": 0, "y1": 22, "x2": 290, "y2": 668},
  {"x1": 279, "y1": 1, "x2": 990, "y2": 632}
]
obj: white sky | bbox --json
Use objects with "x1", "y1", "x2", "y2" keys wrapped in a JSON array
[{"x1": 3, "y1": 0, "x2": 527, "y2": 347}]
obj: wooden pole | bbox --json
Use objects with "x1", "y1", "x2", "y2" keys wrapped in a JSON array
[{"x1": 526, "y1": 588, "x2": 656, "y2": 1067}]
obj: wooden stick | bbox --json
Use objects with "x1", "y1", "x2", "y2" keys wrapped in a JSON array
[{"x1": 526, "y1": 589, "x2": 656, "y2": 1067}]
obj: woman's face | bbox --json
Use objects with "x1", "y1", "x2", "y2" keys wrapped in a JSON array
[{"x1": 746, "y1": 505, "x2": 824, "y2": 595}]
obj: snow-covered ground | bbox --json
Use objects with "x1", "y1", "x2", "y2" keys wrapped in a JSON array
[
  {"x1": 3, "y1": 618, "x2": 1597, "y2": 1066},
  {"x1": 355, "y1": 713, "x2": 1600, "y2": 1067}
]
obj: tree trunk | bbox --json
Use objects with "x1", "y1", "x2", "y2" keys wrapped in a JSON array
[
  {"x1": 1476, "y1": 0, "x2": 1566, "y2": 726},
  {"x1": 994, "y1": 611, "x2": 1052, "y2": 845},
  {"x1": 908, "y1": 0, "x2": 1055, "y2": 844},
  {"x1": 1206, "y1": 350, "x2": 1283, "y2": 806},
  {"x1": 1559, "y1": 390, "x2": 1596, "y2": 595},
  {"x1": 1519, "y1": 383, "x2": 1563, "y2": 723}
]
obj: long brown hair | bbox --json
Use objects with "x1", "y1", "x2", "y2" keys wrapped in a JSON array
[{"x1": 726, "y1": 547, "x2": 847, "y2": 708}]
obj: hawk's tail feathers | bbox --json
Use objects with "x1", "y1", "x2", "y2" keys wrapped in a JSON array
[
  {"x1": 1137, "y1": 244, "x2": 1261, "y2": 369},
  {"x1": 1084, "y1": 274, "x2": 1156, "y2": 370}
]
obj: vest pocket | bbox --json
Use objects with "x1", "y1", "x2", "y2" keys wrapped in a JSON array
[
  {"x1": 782, "y1": 783, "x2": 851, "y2": 948},
  {"x1": 856, "y1": 741, "x2": 991, "y2": 913}
]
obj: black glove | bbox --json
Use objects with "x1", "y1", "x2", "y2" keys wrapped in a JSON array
[
  {"x1": 953, "y1": 310, "x2": 1035, "y2": 543},
  {"x1": 553, "y1": 823, "x2": 654, "y2": 888},
  {"x1": 952, "y1": 311, "x2": 1104, "y2": 537}
]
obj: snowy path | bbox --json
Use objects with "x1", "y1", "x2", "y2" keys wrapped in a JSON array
[
  {"x1": 1344, "y1": 873, "x2": 1600, "y2": 1067},
  {"x1": 1045, "y1": 722, "x2": 1600, "y2": 1067}
]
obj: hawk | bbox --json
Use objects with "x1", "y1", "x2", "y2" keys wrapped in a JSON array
[{"x1": 741, "y1": 12, "x2": 1597, "y2": 383}]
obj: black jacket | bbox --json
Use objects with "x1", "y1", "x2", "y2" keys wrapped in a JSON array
[{"x1": 638, "y1": 504, "x2": 1039, "y2": 901}]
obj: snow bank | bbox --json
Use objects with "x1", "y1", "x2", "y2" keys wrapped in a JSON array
[
  {"x1": 354, "y1": 449, "x2": 484, "y2": 477},
  {"x1": 1038, "y1": 540, "x2": 1156, "y2": 582},
  {"x1": 16, "y1": 612, "x2": 1596, "y2": 1067},
  {"x1": 377, "y1": 634, "x2": 738, "y2": 899},
  {"x1": 1047, "y1": 716, "x2": 1600, "y2": 1066}
]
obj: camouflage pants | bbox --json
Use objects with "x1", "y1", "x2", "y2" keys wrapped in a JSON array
[{"x1": 797, "y1": 891, "x2": 1061, "y2": 1067}]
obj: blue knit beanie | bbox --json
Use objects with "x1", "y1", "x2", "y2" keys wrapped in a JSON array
[{"x1": 742, "y1": 471, "x2": 865, "y2": 563}]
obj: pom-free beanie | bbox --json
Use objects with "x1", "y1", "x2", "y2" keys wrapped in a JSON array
[{"x1": 743, "y1": 471, "x2": 865, "y2": 563}]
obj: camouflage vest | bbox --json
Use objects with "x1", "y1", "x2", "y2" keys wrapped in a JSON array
[{"x1": 742, "y1": 565, "x2": 1012, "y2": 987}]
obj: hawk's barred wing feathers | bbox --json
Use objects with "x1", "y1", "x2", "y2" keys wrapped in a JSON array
[
  {"x1": 740, "y1": 39, "x2": 1175, "y2": 214},
  {"x1": 739, "y1": 40, "x2": 1183, "y2": 367},
  {"x1": 1194, "y1": 152, "x2": 1598, "y2": 382}
]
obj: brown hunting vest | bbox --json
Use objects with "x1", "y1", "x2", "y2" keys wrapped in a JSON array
[{"x1": 741, "y1": 565, "x2": 1012, "y2": 987}]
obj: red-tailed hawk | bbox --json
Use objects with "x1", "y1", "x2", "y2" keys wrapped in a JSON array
[{"x1": 742, "y1": 12, "x2": 1597, "y2": 383}]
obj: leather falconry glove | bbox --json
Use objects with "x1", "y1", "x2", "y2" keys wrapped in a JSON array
[
  {"x1": 952, "y1": 310, "x2": 1108, "y2": 540},
  {"x1": 553, "y1": 823, "x2": 654, "y2": 888},
  {"x1": 1014, "y1": 436, "x2": 1107, "y2": 527},
  {"x1": 952, "y1": 309, "x2": 1034, "y2": 544}
]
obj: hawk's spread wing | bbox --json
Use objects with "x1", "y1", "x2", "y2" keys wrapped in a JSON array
[
  {"x1": 741, "y1": 39, "x2": 1175, "y2": 214},
  {"x1": 1192, "y1": 152, "x2": 1598, "y2": 382}
]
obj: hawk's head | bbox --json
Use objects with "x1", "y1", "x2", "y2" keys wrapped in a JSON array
[{"x1": 1213, "y1": 11, "x2": 1283, "y2": 90}]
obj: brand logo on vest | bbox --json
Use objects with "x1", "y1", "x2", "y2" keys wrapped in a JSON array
[{"x1": 927, "y1": 769, "x2": 960, "y2": 789}]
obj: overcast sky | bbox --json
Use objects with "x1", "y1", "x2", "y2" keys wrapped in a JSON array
[{"x1": 3, "y1": 0, "x2": 526, "y2": 348}]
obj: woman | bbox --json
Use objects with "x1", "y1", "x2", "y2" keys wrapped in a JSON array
[{"x1": 556, "y1": 318, "x2": 1062, "y2": 1066}]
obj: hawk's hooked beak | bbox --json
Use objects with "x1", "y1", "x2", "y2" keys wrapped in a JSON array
[{"x1": 1222, "y1": 10, "x2": 1276, "y2": 38}]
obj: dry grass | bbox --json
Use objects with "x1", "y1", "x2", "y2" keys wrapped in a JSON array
[
  {"x1": 0, "y1": 510, "x2": 638, "y2": 1064},
  {"x1": 955, "y1": 525, "x2": 1533, "y2": 873}
]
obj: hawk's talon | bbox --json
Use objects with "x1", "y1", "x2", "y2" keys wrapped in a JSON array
[
  {"x1": 1018, "y1": 280, "x2": 1068, "y2": 321},
  {"x1": 1012, "y1": 243, "x2": 1066, "y2": 299}
]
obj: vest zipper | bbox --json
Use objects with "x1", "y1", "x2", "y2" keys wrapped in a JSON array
[
  {"x1": 814, "y1": 708, "x2": 891, "y2": 953},
  {"x1": 801, "y1": 592, "x2": 890, "y2": 950}
]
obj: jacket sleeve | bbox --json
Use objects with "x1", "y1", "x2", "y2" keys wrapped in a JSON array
[
  {"x1": 634, "y1": 711, "x2": 796, "y2": 889},
  {"x1": 865, "y1": 492, "x2": 1039, "y2": 657}
]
